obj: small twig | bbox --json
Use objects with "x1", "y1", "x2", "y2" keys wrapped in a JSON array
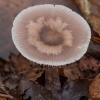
[
  {"x1": 0, "y1": 93, "x2": 13, "y2": 99},
  {"x1": 92, "y1": 36, "x2": 100, "y2": 44}
]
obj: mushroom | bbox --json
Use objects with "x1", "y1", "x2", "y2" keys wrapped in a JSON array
[{"x1": 11, "y1": 4, "x2": 91, "y2": 66}]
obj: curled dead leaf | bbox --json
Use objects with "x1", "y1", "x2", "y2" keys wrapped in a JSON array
[
  {"x1": 10, "y1": 54, "x2": 45, "y2": 81},
  {"x1": 75, "y1": 0, "x2": 90, "y2": 20},
  {"x1": 75, "y1": 0, "x2": 100, "y2": 36},
  {"x1": 19, "y1": 78, "x2": 53, "y2": 100},
  {"x1": 88, "y1": 41, "x2": 100, "y2": 60},
  {"x1": 89, "y1": 73, "x2": 100, "y2": 100},
  {"x1": 63, "y1": 62, "x2": 83, "y2": 81},
  {"x1": 62, "y1": 55, "x2": 100, "y2": 80},
  {"x1": 79, "y1": 55, "x2": 100, "y2": 79}
]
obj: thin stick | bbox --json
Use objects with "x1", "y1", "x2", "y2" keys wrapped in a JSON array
[
  {"x1": 0, "y1": 94, "x2": 13, "y2": 99},
  {"x1": 92, "y1": 36, "x2": 100, "y2": 44}
]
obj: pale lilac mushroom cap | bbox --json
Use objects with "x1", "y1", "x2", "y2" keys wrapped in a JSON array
[{"x1": 11, "y1": 4, "x2": 91, "y2": 66}]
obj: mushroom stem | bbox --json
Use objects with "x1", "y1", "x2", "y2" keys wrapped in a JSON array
[{"x1": 45, "y1": 66, "x2": 61, "y2": 90}]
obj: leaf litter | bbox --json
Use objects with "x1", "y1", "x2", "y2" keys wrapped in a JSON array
[
  {"x1": 0, "y1": 0, "x2": 100, "y2": 100},
  {"x1": 0, "y1": 53, "x2": 100, "y2": 100}
]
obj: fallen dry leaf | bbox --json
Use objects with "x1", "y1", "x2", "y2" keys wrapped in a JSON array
[
  {"x1": 0, "y1": 1, "x2": 100, "y2": 99},
  {"x1": 63, "y1": 62, "x2": 83, "y2": 81},
  {"x1": 75, "y1": 0, "x2": 90, "y2": 21},
  {"x1": 79, "y1": 55, "x2": 100, "y2": 79},
  {"x1": 0, "y1": 55, "x2": 94, "y2": 100},
  {"x1": 79, "y1": 55, "x2": 100, "y2": 71},
  {"x1": 75, "y1": 0, "x2": 100, "y2": 36},
  {"x1": 19, "y1": 76, "x2": 91, "y2": 100},
  {"x1": 62, "y1": 55, "x2": 100, "y2": 80},
  {"x1": 19, "y1": 77, "x2": 53, "y2": 100},
  {"x1": 61, "y1": 79, "x2": 90, "y2": 100},
  {"x1": 5, "y1": 74, "x2": 20, "y2": 90},
  {"x1": 88, "y1": 41, "x2": 100, "y2": 60},
  {"x1": 0, "y1": 75, "x2": 15, "y2": 100},
  {"x1": 49, "y1": 79, "x2": 91, "y2": 100},
  {"x1": 10, "y1": 54, "x2": 45, "y2": 81},
  {"x1": 44, "y1": 66, "x2": 90, "y2": 100},
  {"x1": 89, "y1": 73, "x2": 100, "y2": 100},
  {"x1": 4, "y1": 74, "x2": 21, "y2": 100}
]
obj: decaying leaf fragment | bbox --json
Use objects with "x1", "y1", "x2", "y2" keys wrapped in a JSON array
[
  {"x1": 79, "y1": 55, "x2": 100, "y2": 72},
  {"x1": 45, "y1": 79, "x2": 90, "y2": 100},
  {"x1": 63, "y1": 62, "x2": 83, "y2": 81},
  {"x1": 10, "y1": 54, "x2": 45, "y2": 81},
  {"x1": 75, "y1": 0, "x2": 100, "y2": 36},
  {"x1": 89, "y1": 73, "x2": 100, "y2": 100},
  {"x1": 0, "y1": 55, "x2": 94, "y2": 100},
  {"x1": 75, "y1": 0, "x2": 90, "y2": 21},
  {"x1": 45, "y1": 67, "x2": 90, "y2": 100},
  {"x1": 79, "y1": 55, "x2": 100, "y2": 79},
  {"x1": 90, "y1": 15, "x2": 100, "y2": 36},
  {"x1": 4, "y1": 74, "x2": 21, "y2": 100},
  {"x1": 61, "y1": 79, "x2": 90, "y2": 100},
  {"x1": 63, "y1": 55, "x2": 100, "y2": 80},
  {"x1": 88, "y1": 41, "x2": 100, "y2": 60},
  {"x1": 19, "y1": 78, "x2": 53, "y2": 100}
]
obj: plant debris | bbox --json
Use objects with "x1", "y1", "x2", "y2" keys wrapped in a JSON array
[
  {"x1": 61, "y1": 55, "x2": 100, "y2": 80},
  {"x1": 63, "y1": 62, "x2": 84, "y2": 81},
  {"x1": 89, "y1": 73, "x2": 100, "y2": 100},
  {"x1": 19, "y1": 77, "x2": 53, "y2": 100},
  {"x1": 0, "y1": 0, "x2": 100, "y2": 100},
  {"x1": 49, "y1": 79, "x2": 91, "y2": 100},
  {"x1": 79, "y1": 55, "x2": 100, "y2": 79},
  {"x1": 88, "y1": 41, "x2": 100, "y2": 60},
  {"x1": 0, "y1": 53, "x2": 100, "y2": 100},
  {"x1": 75, "y1": 0, "x2": 100, "y2": 36},
  {"x1": 0, "y1": 93, "x2": 13, "y2": 99},
  {"x1": 9, "y1": 54, "x2": 45, "y2": 82}
]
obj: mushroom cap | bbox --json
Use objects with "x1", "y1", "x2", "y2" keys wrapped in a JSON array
[{"x1": 11, "y1": 4, "x2": 91, "y2": 66}]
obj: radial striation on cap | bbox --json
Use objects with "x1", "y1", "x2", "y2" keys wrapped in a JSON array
[{"x1": 11, "y1": 4, "x2": 91, "y2": 66}]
